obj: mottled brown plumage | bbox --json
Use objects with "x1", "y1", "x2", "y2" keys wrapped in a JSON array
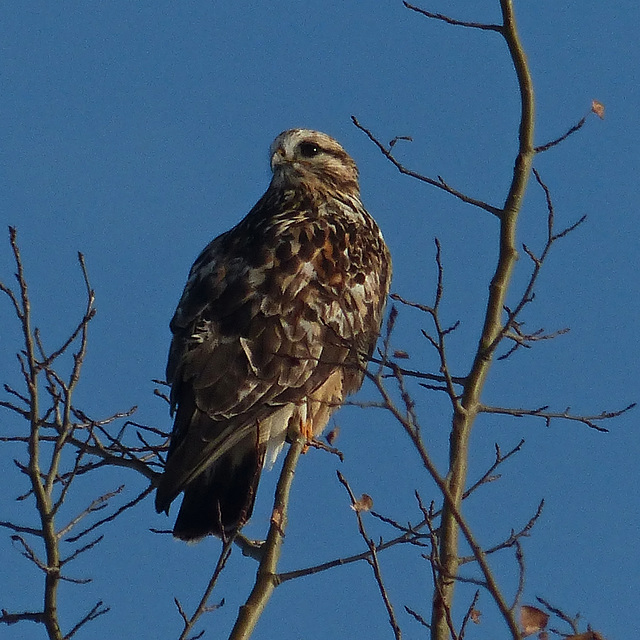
[{"x1": 155, "y1": 129, "x2": 391, "y2": 541}]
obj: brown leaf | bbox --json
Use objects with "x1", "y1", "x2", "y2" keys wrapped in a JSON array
[
  {"x1": 470, "y1": 608, "x2": 482, "y2": 624},
  {"x1": 393, "y1": 349, "x2": 410, "y2": 359},
  {"x1": 351, "y1": 493, "x2": 373, "y2": 512},
  {"x1": 326, "y1": 426, "x2": 340, "y2": 446},
  {"x1": 520, "y1": 605, "x2": 549, "y2": 636},
  {"x1": 591, "y1": 99, "x2": 605, "y2": 119}
]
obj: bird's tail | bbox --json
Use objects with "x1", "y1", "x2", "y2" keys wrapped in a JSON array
[{"x1": 170, "y1": 442, "x2": 264, "y2": 541}]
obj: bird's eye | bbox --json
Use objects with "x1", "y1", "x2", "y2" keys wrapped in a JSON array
[{"x1": 298, "y1": 142, "x2": 321, "y2": 158}]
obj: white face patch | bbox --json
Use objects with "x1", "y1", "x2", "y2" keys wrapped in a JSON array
[{"x1": 270, "y1": 129, "x2": 359, "y2": 195}]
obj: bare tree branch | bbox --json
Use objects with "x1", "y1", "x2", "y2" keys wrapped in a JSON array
[
  {"x1": 479, "y1": 402, "x2": 635, "y2": 432},
  {"x1": 1, "y1": 2, "x2": 626, "y2": 638},
  {"x1": 426, "y1": 2, "x2": 535, "y2": 636},
  {"x1": 227, "y1": 434, "x2": 305, "y2": 640},
  {"x1": 352, "y1": 116, "x2": 502, "y2": 218},
  {"x1": 0, "y1": 227, "x2": 163, "y2": 639}
]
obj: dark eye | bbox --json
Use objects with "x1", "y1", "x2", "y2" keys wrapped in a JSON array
[{"x1": 298, "y1": 141, "x2": 321, "y2": 158}]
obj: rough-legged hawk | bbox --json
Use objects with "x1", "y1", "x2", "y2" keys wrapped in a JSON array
[{"x1": 155, "y1": 129, "x2": 391, "y2": 541}]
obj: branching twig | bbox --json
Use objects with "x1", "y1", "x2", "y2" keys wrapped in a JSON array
[
  {"x1": 0, "y1": 228, "x2": 165, "y2": 639},
  {"x1": 352, "y1": 116, "x2": 502, "y2": 218},
  {"x1": 63, "y1": 601, "x2": 110, "y2": 640},
  {"x1": 535, "y1": 596, "x2": 581, "y2": 636},
  {"x1": 479, "y1": 402, "x2": 635, "y2": 432},
  {"x1": 463, "y1": 440, "x2": 525, "y2": 498},
  {"x1": 493, "y1": 168, "x2": 587, "y2": 361},
  {"x1": 459, "y1": 500, "x2": 544, "y2": 565},
  {"x1": 0, "y1": 609, "x2": 46, "y2": 625},
  {"x1": 66, "y1": 485, "x2": 155, "y2": 543},
  {"x1": 366, "y1": 366, "x2": 520, "y2": 640},
  {"x1": 337, "y1": 471, "x2": 403, "y2": 640},
  {"x1": 176, "y1": 540, "x2": 231, "y2": 640}
]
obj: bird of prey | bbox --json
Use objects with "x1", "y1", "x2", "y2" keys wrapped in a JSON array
[{"x1": 155, "y1": 128, "x2": 391, "y2": 541}]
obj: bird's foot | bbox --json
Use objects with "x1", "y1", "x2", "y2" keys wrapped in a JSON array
[{"x1": 301, "y1": 419, "x2": 314, "y2": 454}]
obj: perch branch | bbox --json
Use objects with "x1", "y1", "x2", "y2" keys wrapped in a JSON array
[{"x1": 227, "y1": 434, "x2": 305, "y2": 640}]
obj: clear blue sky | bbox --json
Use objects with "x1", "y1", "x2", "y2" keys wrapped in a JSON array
[{"x1": 1, "y1": 2, "x2": 638, "y2": 639}]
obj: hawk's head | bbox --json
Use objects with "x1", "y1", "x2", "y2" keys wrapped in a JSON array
[{"x1": 269, "y1": 129, "x2": 360, "y2": 197}]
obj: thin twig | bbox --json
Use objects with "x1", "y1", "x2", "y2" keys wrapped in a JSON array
[
  {"x1": 66, "y1": 485, "x2": 154, "y2": 543},
  {"x1": 463, "y1": 440, "x2": 525, "y2": 499},
  {"x1": 405, "y1": 605, "x2": 430, "y2": 629},
  {"x1": 176, "y1": 539, "x2": 232, "y2": 640},
  {"x1": 535, "y1": 115, "x2": 587, "y2": 153},
  {"x1": 459, "y1": 499, "x2": 544, "y2": 564},
  {"x1": 402, "y1": 1, "x2": 502, "y2": 32},
  {"x1": 351, "y1": 116, "x2": 502, "y2": 218},
  {"x1": 337, "y1": 471, "x2": 403, "y2": 640},
  {"x1": 479, "y1": 402, "x2": 635, "y2": 432},
  {"x1": 535, "y1": 596, "x2": 581, "y2": 635},
  {"x1": 63, "y1": 601, "x2": 110, "y2": 640},
  {"x1": 459, "y1": 591, "x2": 481, "y2": 640}
]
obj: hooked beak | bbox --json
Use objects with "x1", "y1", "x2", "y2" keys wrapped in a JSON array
[{"x1": 270, "y1": 146, "x2": 286, "y2": 170}]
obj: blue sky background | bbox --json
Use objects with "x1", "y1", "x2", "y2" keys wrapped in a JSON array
[{"x1": 1, "y1": 1, "x2": 638, "y2": 638}]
